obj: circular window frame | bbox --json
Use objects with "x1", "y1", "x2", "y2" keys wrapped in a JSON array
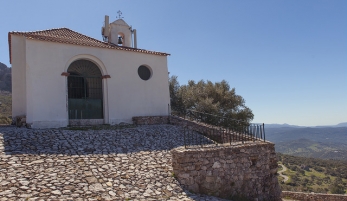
[{"x1": 137, "y1": 65, "x2": 152, "y2": 81}]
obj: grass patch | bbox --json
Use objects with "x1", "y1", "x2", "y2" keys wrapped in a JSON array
[
  {"x1": 0, "y1": 115, "x2": 12, "y2": 124},
  {"x1": 278, "y1": 164, "x2": 283, "y2": 171},
  {"x1": 171, "y1": 172, "x2": 176, "y2": 178},
  {"x1": 283, "y1": 196, "x2": 294, "y2": 199}
]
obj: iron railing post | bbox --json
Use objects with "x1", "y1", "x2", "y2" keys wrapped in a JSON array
[
  {"x1": 253, "y1": 125, "x2": 255, "y2": 139},
  {"x1": 260, "y1": 124, "x2": 263, "y2": 140},
  {"x1": 229, "y1": 127, "x2": 232, "y2": 145},
  {"x1": 184, "y1": 126, "x2": 186, "y2": 148},
  {"x1": 257, "y1": 125, "x2": 260, "y2": 140},
  {"x1": 241, "y1": 124, "x2": 244, "y2": 144},
  {"x1": 263, "y1": 123, "x2": 265, "y2": 142},
  {"x1": 220, "y1": 127, "x2": 223, "y2": 144}
]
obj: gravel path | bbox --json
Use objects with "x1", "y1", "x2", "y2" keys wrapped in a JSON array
[
  {"x1": 278, "y1": 164, "x2": 289, "y2": 182},
  {"x1": 0, "y1": 125, "x2": 228, "y2": 201}
]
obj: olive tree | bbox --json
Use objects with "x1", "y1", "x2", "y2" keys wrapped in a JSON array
[{"x1": 169, "y1": 76, "x2": 254, "y2": 126}]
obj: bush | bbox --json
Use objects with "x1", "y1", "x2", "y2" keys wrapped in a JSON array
[
  {"x1": 330, "y1": 183, "x2": 346, "y2": 194},
  {"x1": 0, "y1": 115, "x2": 11, "y2": 125}
]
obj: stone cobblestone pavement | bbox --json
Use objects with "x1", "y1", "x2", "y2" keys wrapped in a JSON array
[{"x1": 0, "y1": 125, "x2": 229, "y2": 201}]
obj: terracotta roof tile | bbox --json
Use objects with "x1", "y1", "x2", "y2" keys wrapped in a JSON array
[{"x1": 8, "y1": 28, "x2": 170, "y2": 63}]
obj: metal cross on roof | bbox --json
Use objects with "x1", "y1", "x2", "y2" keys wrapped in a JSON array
[{"x1": 117, "y1": 10, "x2": 123, "y2": 19}]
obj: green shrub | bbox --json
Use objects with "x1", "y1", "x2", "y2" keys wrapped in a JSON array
[{"x1": 0, "y1": 115, "x2": 11, "y2": 125}]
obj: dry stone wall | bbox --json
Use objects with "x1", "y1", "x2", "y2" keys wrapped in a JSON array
[
  {"x1": 171, "y1": 142, "x2": 282, "y2": 201},
  {"x1": 133, "y1": 116, "x2": 254, "y2": 143},
  {"x1": 282, "y1": 191, "x2": 347, "y2": 201},
  {"x1": 133, "y1": 115, "x2": 216, "y2": 129},
  {"x1": 133, "y1": 115, "x2": 226, "y2": 129},
  {"x1": 132, "y1": 116, "x2": 169, "y2": 125},
  {"x1": 133, "y1": 116, "x2": 281, "y2": 200}
]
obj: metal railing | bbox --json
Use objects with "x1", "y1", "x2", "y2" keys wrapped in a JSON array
[{"x1": 171, "y1": 109, "x2": 266, "y2": 148}]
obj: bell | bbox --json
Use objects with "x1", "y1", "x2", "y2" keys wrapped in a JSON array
[{"x1": 118, "y1": 36, "x2": 123, "y2": 45}]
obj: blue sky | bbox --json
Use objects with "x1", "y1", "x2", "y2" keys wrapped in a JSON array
[{"x1": 0, "y1": 0, "x2": 346, "y2": 126}]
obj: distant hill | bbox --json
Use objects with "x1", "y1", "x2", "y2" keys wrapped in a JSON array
[
  {"x1": 334, "y1": 122, "x2": 347, "y2": 127},
  {"x1": 276, "y1": 138, "x2": 347, "y2": 160},
  {"x1": 314, "y1": 122, "x2": 347, "y2": 128},
  {"x1": 262, "y1": 123, "x2": 347, "y2": 128},
  {"x1": 0, "y1": 62, "x2": 11, "y2": 92},
  {"x1": 263, "y1": 123, "x2": 305, "y2": 128},
  {"x1": 266, "y1": 127, "x2": 347, "y2": 160},
  {"x1": 266, "y1": 127, "x2": 347, "y2": 143}
]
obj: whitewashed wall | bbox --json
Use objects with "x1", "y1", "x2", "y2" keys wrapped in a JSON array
[
  {"x1": 11, "y1": 38, "x2": 170, "y2": 128},
  {"x1": 11, "y1": 35, "x2": 27, "y2": 118}
]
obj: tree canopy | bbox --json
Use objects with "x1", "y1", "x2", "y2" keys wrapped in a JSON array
[{"x1": 169, "y1": 75, "x2": 254, "y2": 125}]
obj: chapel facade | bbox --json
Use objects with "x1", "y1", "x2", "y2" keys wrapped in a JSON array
[{"x1": 8, "y1": 15, "x2": 170, "y2": 128}]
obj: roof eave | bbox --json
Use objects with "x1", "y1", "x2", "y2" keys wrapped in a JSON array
[{"x1": 7, "y1": 28, "x2": 171, "y2": 61}]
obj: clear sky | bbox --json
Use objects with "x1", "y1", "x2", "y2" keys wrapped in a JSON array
[{"x1": 0, "y1": 0, "x2": 346, "y2": 126}]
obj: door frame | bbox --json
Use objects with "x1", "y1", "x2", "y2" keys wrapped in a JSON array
[{"x1": 64, "y1": 54, "x2": 109, "y2": 125}]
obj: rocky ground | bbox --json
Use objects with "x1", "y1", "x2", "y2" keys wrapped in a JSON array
[{"x1": 0, "y1": 124, "x2": 229, "y2": 201}]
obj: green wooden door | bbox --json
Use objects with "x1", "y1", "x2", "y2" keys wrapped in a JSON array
[{"x1": 67, "y1": 60, "x2": 103, "y2": 119}]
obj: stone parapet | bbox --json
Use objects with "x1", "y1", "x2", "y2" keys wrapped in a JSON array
[
  {"x1": 133, "y1": 116, "x2": 260, "y2": 143},
  {"x1": 171, "y1": 142, "x2": 281, "y2": 201},
  {"x1": 132, "y1": 116, "x2": 169, "y2": 125},
  {"x1": 282, "y1": 191, "x2": 347, "y2": 201},
  {"x1": 169, "y1": 115, "x2": 219, "y2": 129}
]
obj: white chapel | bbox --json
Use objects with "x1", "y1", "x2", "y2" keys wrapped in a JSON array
[{"x1": 8, "y1": 14, "x2": 170, "y2": 128}]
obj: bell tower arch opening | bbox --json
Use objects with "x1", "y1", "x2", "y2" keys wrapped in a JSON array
[{"x1": 117, "y1": 32, "x2": 125, "y2": 46}]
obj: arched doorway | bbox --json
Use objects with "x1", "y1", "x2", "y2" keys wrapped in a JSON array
[{"x1": 67, "y1": 59, "x2": 103, "y2": 120}]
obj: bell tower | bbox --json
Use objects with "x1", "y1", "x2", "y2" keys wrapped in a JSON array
[{"x1": 102, "y1": 11, "x2": 137, "y2": 48}]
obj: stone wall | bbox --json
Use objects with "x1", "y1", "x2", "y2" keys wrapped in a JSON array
[
  {"x1": 170, "y1": 115, "x2": 219, "y2": 131},
  {"x1": 133, "y1": 115, "x2": 219, "y2": 130},
  {"x1": 133, "y1": 115, "x2": 256, "y2": 143},
  {"x1": 133, "y1": 115, "x2": 281, "y2": 200},
  {"x1": 171, "y1": 142, "x2": 282, "y2": 201},
  {"x1": 282, "y1": 191, "x2": 347, "y2": 201},
  {"x1": 132, "y1": 116, "x2": 169, "y2": 125},
  {"x1": 170, "y1": 115, "x2": 229, "y2": 143}
]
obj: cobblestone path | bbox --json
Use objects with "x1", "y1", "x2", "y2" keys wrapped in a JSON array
[{"x1": 0, "y1": 125, "x2": 228, "y2": 201}]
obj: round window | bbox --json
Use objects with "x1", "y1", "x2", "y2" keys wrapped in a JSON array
[{"x1": 138, "y1": 65, "x2": 151, "y2": 80}]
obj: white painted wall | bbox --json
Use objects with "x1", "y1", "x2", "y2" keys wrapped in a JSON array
[
  {"x1": 11, "y1": 35, "x2": 27, "y2": 118},
  {"x1": 105, "y1": 50, "x2": 170, "y2": 125},
  {"x1": 15, "y1": 39, "x2": 169, "y2": 128}
]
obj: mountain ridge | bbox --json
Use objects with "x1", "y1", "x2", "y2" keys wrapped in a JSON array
[
  {"x1": 258, "y1": 122, "x2": 347, "y2": 128},
  {"x1": 0, "y1": 62, "x2": 11, "y2": 92},
  {"x1": 266, "y1": 127, "x2": 347, "y2": 160}
]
